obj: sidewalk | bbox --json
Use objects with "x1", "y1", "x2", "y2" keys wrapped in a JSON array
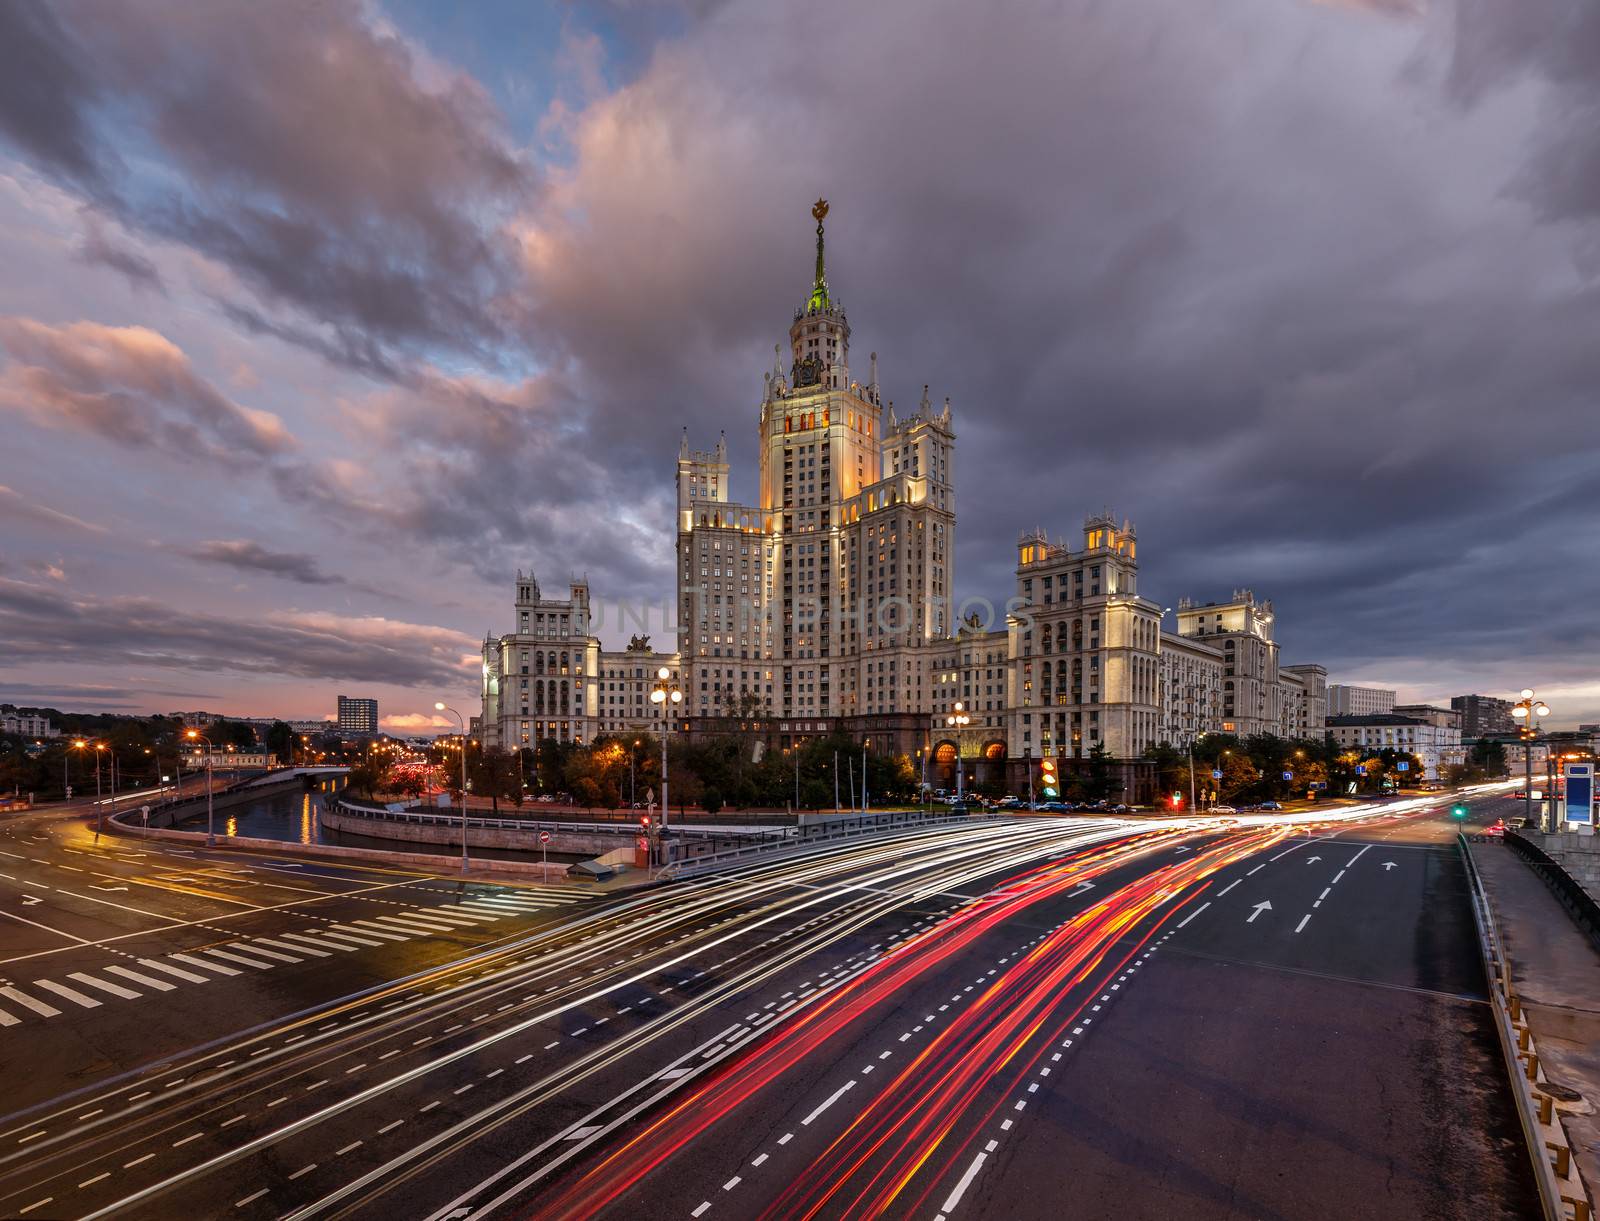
[{"x1": 1472, "y1": 840, "x2": 1600, "y2": 1199}]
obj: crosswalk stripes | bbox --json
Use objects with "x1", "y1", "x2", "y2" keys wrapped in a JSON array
[
  {"x1": 68, "y1": 972, "x2": 140, "y2": 1001},
  {"x1": 0, "y1": 883, "x2": 590, "y2": 1028},
  {"x1": 34, "y1": 980, "x2": 101, "y2": 1009},
  {"x1": 104, "y1": 965, "x2": 175, "y2": 992}
]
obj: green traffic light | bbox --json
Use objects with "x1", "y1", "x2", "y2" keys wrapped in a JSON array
[{"x1": 1451, "y1": 805, "x2": 1468, "y2": 819}]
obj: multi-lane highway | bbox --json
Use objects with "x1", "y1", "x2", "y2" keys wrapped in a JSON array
[{"x1": 0, "y1": 792, "x2": 1538, "y2": 1220}]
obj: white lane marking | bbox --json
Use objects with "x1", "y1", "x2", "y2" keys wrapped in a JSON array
[
  {"x1": 1247, "y1": 864, "x2": 1265, "y2": 875},
  {"x1": 1295, "y1": 914, "x2": 1312, "y2": 933},
  {"x1": 692, "y1": 1204, "x2": 712, "y2": 1218},
  {"x1": 336, "y1": 1141, "x2": 362, "y2": 1156},
  {"x1": 288, "y1": 1163, "x2": 318, "y2": 1180},
  {"x1": 0, "y1": 986, "x2": 60, "y2": 1017},
  {"x1": 233, "y1": 942, "x2": 300, "y2": 964},
  {"x1": 203, "y1": 948, "x2": 275, "y2": 971},
  {"x1": 1345, "y1": 845, "x2": 1372, "y2": 867},
  {"x1": 1332, "y1": 869, "x2": 1346, "y2": 883},
  {"x1": 123, "y1": 1153, "x2": 154, "y2": 1167},
  {"x1": 17, "y1": 1198, "x2": 53, "y2": 1215},
  {"x1": 169, "y1": 952, "x2": 240, "y2": 976},
  {"x1": 136, "y1": 958, "x2": 208, "y2": 983},
  {"x1": 778, "y1": 1132, "x2": 794, "y2": 1145},
  {"x1": 1217, "y1": 878, "x2": 1243, "y2": 896},
  {"x1": 279, "y1": 932, "x2": 355, "y2": 954},
  {"x1": 79, "y1": 1172, "x2": 110, "y2": 1187},
  {"x1": 105, "y1": 965, "x2": 176, "y2": 992},
  {"x1": 171, "y1": 1132, "x2": 204, "y2": 1147},
  {"x1": 253, "y1": 936, "x2": 326, "y2": 958},
  {"x1": 802, "y1": 1080, "x2": 856, "y2": 1126},
  {"x1": 941, "y1": 1150, "x2": 989, "y2": 1213},
  {"x1": 751, "y1": 1153, "x2": 769, "y2": 1167},
  {"x1": 1176, "y1": 902, "x2": 1210, "y2": 929},
  {"x1": 34, "y1": 979, "x2": 101, "y2": 1008},
  {"x1": 378, "y1": 1119, "x2": 404, "y2": 1134},
  {"x1": 235, "y1": 1189, "x2": 268, "y2": 1208},
  {"x1": 723, "y1": 1176, "x2": 741, "y2": 1191},
  {"x1": 70, "y1": 972, "x2": 141, "y2": 1000},
  {"x1": 309, "y1": 930, "x2": 384, "y2": 948},
  {"x1": 1318, "y1": 888, "x2": 1331, "y2": 901}
]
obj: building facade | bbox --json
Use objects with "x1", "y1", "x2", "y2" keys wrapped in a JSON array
[
  {"x1": 1, "y1": 712, "x2": 57, "y2": 738},
  {"x1": 674, "y1": 198, "x2": 954, "y2": 755},
  {"x1": 336, "y1": 695, "x2": 378, "y2": 737},
  {"x1": 1326, "y1": 714, "x2": 1462, "y2": 780},
  {"x1": 1327, "y1": 684, "x2": 1397, "y2": 717},
  {"x1": 477, "y1": 203, "x2": 1327, "y2": 787},
  {"x1": 1452, "y1": 694, "x2": 1515, "y2": 739}
]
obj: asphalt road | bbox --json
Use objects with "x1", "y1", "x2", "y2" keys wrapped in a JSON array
[{"x1": 0, "y1": 792, "x2": 1538, "y2": 1220}]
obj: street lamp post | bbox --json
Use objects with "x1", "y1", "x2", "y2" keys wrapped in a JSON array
[
  {"x1": 946, "y1": 702, "x2": 971, "y2": 802},
  {"x1": 1511, "y1": 689, "x2": 1552, "y2": 830},
  {"x1": 650, "y1": 669, "x2": 683, "y2": 841},
  {"x1": 434, "y1": 703, "x2": 469, "y2": 873},
  {"x1": 184, "y1": 731, "x2": 216, "y2": 846}
]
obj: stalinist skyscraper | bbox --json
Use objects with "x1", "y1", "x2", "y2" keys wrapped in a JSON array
[{"x1": 676, "y1": 201, "x2": 957, "y2": 750}]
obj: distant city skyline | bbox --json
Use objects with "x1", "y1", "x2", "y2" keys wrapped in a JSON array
[{"x1": 2, "y1": 0, "x2": 1597, "y2": 727}]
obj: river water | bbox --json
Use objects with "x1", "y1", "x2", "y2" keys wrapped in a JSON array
[{"x1": 171, "y1": 779, "x2": 589, "y2": 864}]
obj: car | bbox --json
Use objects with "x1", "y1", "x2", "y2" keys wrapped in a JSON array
[
  {"x1": 1484, "y1": 820, "x2": 1507, "y2": 839},
  {"x1": 1212, "y1": 804, "x2": 1238, "y2": 814},
  {"x1": 1037, "y1": 801, "x2": 1070, "y2": 813},
  {"x1": 996, "y1": 796, "x2": 1023, "y2": 810},
  {"x1": 1257, "y1": 800, "x2": 1283, "y2": 811}
]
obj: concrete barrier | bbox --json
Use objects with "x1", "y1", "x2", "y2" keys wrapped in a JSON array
[
  {"x1": 104, "y1": 805, "x2": 569, "y2": 881},
  {"x1": 326, "y1": 802, "x2": 630, "y2": 857},
  {"x1": 1459, "y1": 833, "x2": 1592, "y2": 1221}
]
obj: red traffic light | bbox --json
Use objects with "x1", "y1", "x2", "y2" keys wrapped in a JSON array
[{"x1": 639, "y1": 813, "x2": 652, "y2": 831}]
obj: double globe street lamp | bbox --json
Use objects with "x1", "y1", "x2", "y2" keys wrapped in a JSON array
[
  {"x1": 1511, "y1": 689, "x2": 1552, "y2": 830},
  {"x1": 649, "y1": 668, "x2": 683, "y2": 838},
  {"x1": 946, "y1": 702, "x2": 971, "y2": 802},
  {"x1": 434, "y1": 702, "x2": 471, "y2": 873}
]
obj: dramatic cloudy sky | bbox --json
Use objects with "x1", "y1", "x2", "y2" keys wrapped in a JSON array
[{"x1": 1, "y1": 0, "x2": 1596, "y2": 731}]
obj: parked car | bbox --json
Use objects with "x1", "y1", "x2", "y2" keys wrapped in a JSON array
[
  {"x1": 1257, "y1": 800, "x2": 1283, "y2": 811},
  {"x1": 1212, "y1": 804, "x2": 1238, "y2": 814},
  {"x1": 996, "y1": 796, "x2": 1023, "y2": 810}
]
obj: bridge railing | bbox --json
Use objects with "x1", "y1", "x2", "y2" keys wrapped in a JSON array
[{"x1": 332, "y1": 799, "x2": 792, "y2": 841}]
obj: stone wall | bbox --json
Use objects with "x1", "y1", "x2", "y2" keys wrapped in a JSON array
[{"x1": 1521, "y1": 827, "x2": 1600, "y2": 904}]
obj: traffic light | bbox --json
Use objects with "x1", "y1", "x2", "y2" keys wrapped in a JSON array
[
  {"x1": 1039, "y1": 758, "x2": 1058, "y2": 799},
  {"x1": 640, "y1": 813, "x2": 652, "y2": 832},
  {"x1": 1451, "y1": 804, "x2": 1468, "y2": 819},
  {"x1": 1170, "y1": 791, "x2": 1184, "y2": 810}
]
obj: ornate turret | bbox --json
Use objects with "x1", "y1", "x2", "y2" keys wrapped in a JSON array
[
  {"x1": 788, "y1": 199, "x2": 850, "y2": 392},
  {"x1": 807, "y1": 198, "x2": 831, "y2": 314}
]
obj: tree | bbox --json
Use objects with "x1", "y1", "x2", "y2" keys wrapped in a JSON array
[
  {"x1": 1470, "y1": 737, "x2": 1508, "y2": 777},
  {"x1": 468, "y1": 747, "x2": 520, "y2": 815},
  {"x1": 347, "y1": 757, "x2": 392, "y2": 799},
  {"x1": 1078, "y1": 743, "x2": 1123, "y2": 803},
  {"x1": 265, "y1": 721, "x2": 293, "y2": 764}
]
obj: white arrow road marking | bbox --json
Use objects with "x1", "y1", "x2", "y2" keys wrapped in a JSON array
[
  {"x1": 1382, "y1": 862, "x2": 1397, "y2": 871},
  {"x1": 1247, "y1": 901, "x2": 1272, "y2": 923},
  {"x1": 21, "y1": 895, "x2": 42, "y2": 906},
  {"x1": 1304, "y1": 857, "x2": 1321, "y2": 864}
]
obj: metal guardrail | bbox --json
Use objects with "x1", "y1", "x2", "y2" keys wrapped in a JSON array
[
  {"x1": 333, "y1": 800, "x2": 791, "y2": 841},
  {"x1": 1504, "y1": 832, "x2": 1600, "y2": 956},
  {"x1": 656, "y1": 811, "x2": 1001, "y2": 881},
  {"x1": 1457, "y1": 832, "x2": 1592, "y2": 1221}
]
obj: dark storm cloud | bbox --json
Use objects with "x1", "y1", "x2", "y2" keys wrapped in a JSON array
[
  {"x1": 0, "y1": 4, "x2": 105, "y2": 188},
  {"x1": 0, "y1": 576, "x2": 474, "y2": 688},
  {"x1": 0, "y1": 0, "x2": 533, "y2": 368},
  {"x1": 174, "y1": 540, "x2": 342, "y2": 587},
  {"x1": 75, "y1": 213, "x2": 164, "y2": 294},
  {"x1": 1, "y1": 0, "x2": 1596, "y2": 710}
]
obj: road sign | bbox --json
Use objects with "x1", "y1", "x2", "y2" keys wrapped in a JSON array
[
  {"x1": 1564, "y1": 762, "x2": 1593, "y2": 827},
  {"x1": 1396, "y1": 761, "x2": 1409, "y2": 772},
  {"x1": 65, "y1": 785, "x2": 72, "y2": 799},
  {"x1": 1356, "y1": 765, "x2": 1366, "y2": 776},
  {"x1": 539, "y1": 830, "x2": 551, "y2": 845},
  {"x1": 1281, "y1": 770, "x2": 1292, "y2": 781},
  {"x1": 1211, "y1": 769, "x2": 1222, "y2": 780}
]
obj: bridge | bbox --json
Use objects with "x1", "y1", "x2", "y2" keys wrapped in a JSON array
[{"x1": 240, "y1": 765, "x2": 350, "y2": 787}]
